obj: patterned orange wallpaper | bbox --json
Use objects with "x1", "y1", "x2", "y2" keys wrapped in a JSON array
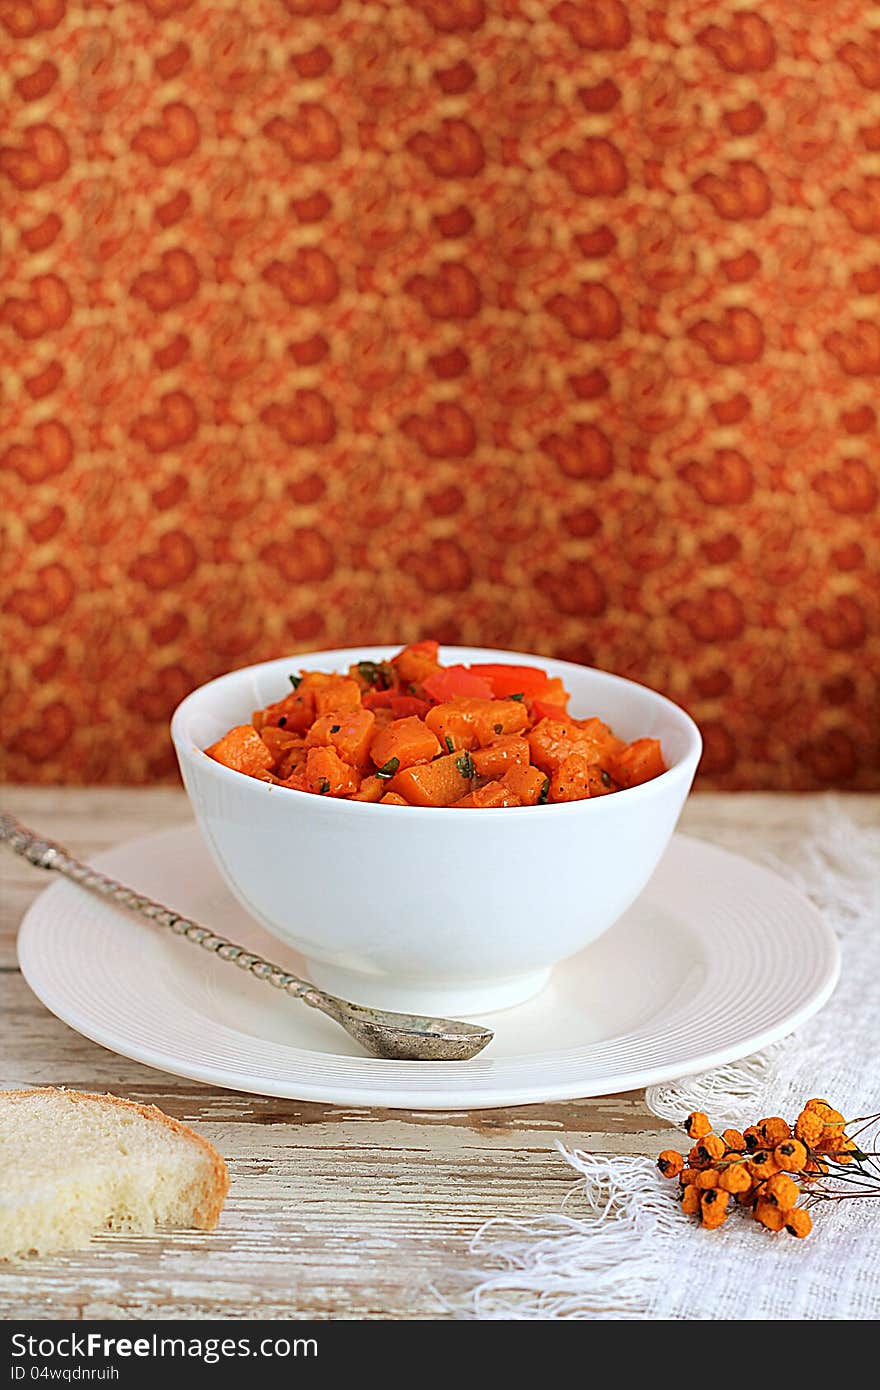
[{"x1": 1, "y1": 0, "x2": 878, "y2": 788}]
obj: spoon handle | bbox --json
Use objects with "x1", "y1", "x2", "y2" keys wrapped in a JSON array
[{"x1": 0, "y1": 812, "x2": 326, "y2": 1006}]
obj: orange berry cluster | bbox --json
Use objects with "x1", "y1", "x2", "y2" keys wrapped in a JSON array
[{"x1": 656, "y1": 1100, "x2": 856, "y2": 1237}]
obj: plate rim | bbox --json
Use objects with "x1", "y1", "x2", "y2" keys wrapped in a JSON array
[{"x1": 16, "y1": 827, "x2": 841, "y2": 1109}]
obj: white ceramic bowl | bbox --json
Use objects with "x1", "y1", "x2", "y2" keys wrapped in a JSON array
[{"x1": 171, "y1": 646, "x2": 702, "y2": 1016}]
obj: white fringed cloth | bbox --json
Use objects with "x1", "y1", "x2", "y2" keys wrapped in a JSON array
[{"x1": 454, "y1": 803, "x2": 880, "y2": 1320}]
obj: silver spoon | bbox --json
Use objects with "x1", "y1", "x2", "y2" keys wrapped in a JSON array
[{"x1": 0, "y1": 814, "x2": 493, "y2": 1062}]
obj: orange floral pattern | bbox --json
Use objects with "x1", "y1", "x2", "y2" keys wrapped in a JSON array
[{"x1": 1, "y1": 0, "x2": 878, "y2": 788}]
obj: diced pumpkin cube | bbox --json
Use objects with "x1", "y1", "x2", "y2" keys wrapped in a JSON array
[
  {"x1": 425, "y1": 698, "x2": 529, "y2": 751},
  {"x1": 454, "y1": 780, "x2": 522, "y2": 808},
  {"x1": 573, "y1": 716, "x2": 624, "y2": 759},
  {"x1": 260, "y1": 725, "x2": 306, "y2": 767},
  {"x1": 608, "y1": 738, "x2": 666, "y2": 788},
  {"x1": 379, "y1": 791, "x2": 409, "y2": 805},
  {"x1": 529, "y1": 699, "x2": 571, "y2": 723},
  {"x1": 371, "y1": 715, "x2": 442, "y2": 772},
  {"x1": 502, "y1": 762, "x2": 549, "y2": 806},
  {"x1": 392, "y1": 640, "x2": 441, "y2": 686},
  {"x1": 276, "y1": 770, "x2": 309, "y2": 792},
  {"x1": 527, "y1": 718, "x2": 580, "y2": 773},
  {"x1": 277, "y1": 741, "x2": 307, "y2": 779},
  {"x1": 390, "y1": 751, "x2": 473, "y2": 807},
  {"x1": 205, "y1": 725, "x2": 273, "y2": 777},
  {"x1": 472, "y1": 700, "x2": 530, "y2": 744},
  {"x1": 528, "y1": 716, "x2": 619, "y2": 774},
  {"x1": 424, "y1": 700, "x2": 480, "y2": 751},
  {"x1": 547, "y1": 753, "x2": 613, "y2": 802},
  {"x1": 253, "y1": 688, "x2": 315, "y2": 733},
  {"x1": 471, "y1": 736, "x2": 530, "y2": 779},
  {"x1": 306, "y1": 707, "x2": 376, "y2": 768},
  {"x1": 351, "y1": 774, "x2": 386, "y2": 803},
  {"x1": 304, "y1": 746, "x2": 359, "y2": 797},
  {"x1": 313, "y1": 676, "x2": 363, "y2": 718},
  {"x1": 549, "y1": 752, "x2": 595, "y2": 803}
]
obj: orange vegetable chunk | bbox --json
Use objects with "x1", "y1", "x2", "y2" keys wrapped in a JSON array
[
  {"x1": 253, "y1": 688, "x2": 315, "y2": 733},
  {"x1": 305, "y1": 746, "x2": 359, "y2": 797},
  {"x1": 206, "y1": 725, "x2": 273, "y2": 777},
  {"x1": 351, "y1": 774, "x2": 386, "y2": 803},
  {"x1": 276, "y1": 770, "x2": 309, "y2": 792},
  {"x1": 306, "y1": 707, "x2": 376, "y2": 768},
  {"x1": 259, "y1": 725, "x2": 305, "y2": 767},
  {"x1": 572, "y1": 716, "x2": 624, "y2": 759},
  {"x1": 536, "y1": 676, "x2": 570, "y2": 708},
  {"x1": 502, "y1": 762, "x2": 549, "y2": 805},
  {"x1": 528, "y1": 716, "x2": 620, "y2": 774},
  {"x1": 390, "y1": 751, "x2": 472, "y2": 806},
  {"x1": 380, "y1": 791, "x2": 409, "y2": 805},
  {"x1": 527, "y1": 719, "x2": 582, "y2": 773},
  {"x1": 454, "y1": 781, "x2": 522, "y2": 808},
  {"x1": 392, "y1": 640, "x2": 441, "y2": 686},
  {"x1": 371, "y1": 715, "x2": 442, "y2": 772},
  {"x1": 425, "y1": 697, "x2": 529, "y2": 751},
  {"x1": 276, "y1": 742, "x2": 307, "y2": 779},
  {"x1": 471, "y1": 736, "x2": 530, "y2": 779},
  {"x1": 549, "y1": 752, "x2": 599, "y2": 803},
  {"x1": 313, "y1": 676, "x2": 363, "y2": 717},
  {"x1": 608, "y1": 737, "x2": 666, "y2": 788}
]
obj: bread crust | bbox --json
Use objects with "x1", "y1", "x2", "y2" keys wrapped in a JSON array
[{"x1": 2, "y1": 1087, "x2": 230, "y2": 1230}]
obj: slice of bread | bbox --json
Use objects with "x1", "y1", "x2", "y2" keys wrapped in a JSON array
[{"x1": 0, "y1": 1087, "x2": 229, "y2": 1261}]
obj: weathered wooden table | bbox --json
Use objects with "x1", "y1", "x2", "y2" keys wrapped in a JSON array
[{"x1": 2, "y1": 788, "x2": 873, "y2": 1319}]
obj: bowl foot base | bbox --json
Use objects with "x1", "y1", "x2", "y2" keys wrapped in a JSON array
[{"x1": 303, "y1": 961, "x2": 552, "y2": 1018}]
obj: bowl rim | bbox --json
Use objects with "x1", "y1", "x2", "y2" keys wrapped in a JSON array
[{"x1": 171, "y1": 644, "x2": 703, "y2": 820}]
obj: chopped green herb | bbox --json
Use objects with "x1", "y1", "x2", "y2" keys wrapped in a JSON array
[
  {"x1": 288, "y1": 674, "x2": 302, "y2": 689},
  {"x1": 600, "y1": 769, "x2": 612, "y2": 788},
  {"x1": 277, "y1": 716, "x2": 287, "y2": 728},
  {"x1": 330, "y1": 724, "x2": 341, "y2": 734},
  {"x1": 444, "y1": 736, "x2": 455, "y2": 754},
  {"x1": 508, "y1": 692, "x2": 524, "y2": 702},
  {"x1": 318, "y1": 778, "x2": 330, "y2": 794},
  {"x1": 408, "y1": 683, "x2": 417, "y2": 695},
  {"x1": 493, "y1": 723, "x2": 503, "y2": 734},
  {"x1": 538, "y1": 777, "x2": 550, "y2": 805},
  {"x1": 356, "y1": 660, "x2": 382, "y2": 686},
  {"x1": 455, "y1": 751, "x2": 475, "y2": 780},
  {"x1": 376, "y1": 757, "x2": 400, "y2": 780}
]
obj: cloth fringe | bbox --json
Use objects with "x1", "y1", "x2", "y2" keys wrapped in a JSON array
[
  {"x1": 449, "y1": 801, "x2": 880, "y2": 1320},
  {"x1": 645, "y1": 1044, "x2": 787, "y2": 1127},
  {"x1": 454, "y1": 1151, "x2": 675, "y2": 1320}
]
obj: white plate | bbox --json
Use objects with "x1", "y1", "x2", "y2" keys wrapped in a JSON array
[{"x1": 17, "y1": 827, "x2": 839, "y2": 1109}]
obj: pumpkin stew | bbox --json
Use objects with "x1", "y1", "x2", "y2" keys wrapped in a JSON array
[{"x1": 204, "y1": 643, "x2": 666, "y2": 807}]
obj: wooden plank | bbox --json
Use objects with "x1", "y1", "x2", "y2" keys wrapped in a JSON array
[{"x1": 0, "y1": 970, "x2": 667, "y2": 1319}]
